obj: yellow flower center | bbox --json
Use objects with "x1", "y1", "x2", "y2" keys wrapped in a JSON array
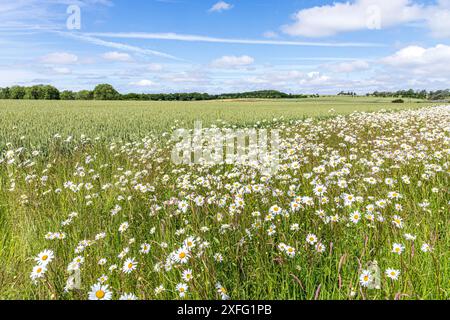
[
  {"x1": 363, "y1": 275, "x2": 369, "y2": 282},
  {"x1": 42, "y1": 255, "x2": 48, "y2": 261},
  {"x1": 37, "y1": 268, "x2": 42, "y2": 273},
  {"x1": 128, "y1": 263, "x2": 133, "y2": 269},
  {"x1": 96, "y1": 290, "x2": 105, "y2": 299},
  {"x1": 179, "y1": 252, "x2": 186, "y2": 259}
]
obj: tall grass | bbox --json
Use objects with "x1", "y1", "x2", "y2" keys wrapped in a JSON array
[{"x1": 0, "y1": 99, "x2": 447, "y2": 300}]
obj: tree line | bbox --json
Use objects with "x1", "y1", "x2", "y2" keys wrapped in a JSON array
[
  {"x1": 0, "y1": 84, "x2": 311, "y2": 101},
  {"x1": 366, "y1": 89, "x2": 450, "y2": 100}
]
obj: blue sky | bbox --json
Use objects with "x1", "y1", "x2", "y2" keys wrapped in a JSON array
[{"x1": 1, "y1": 0, "x2": 450, "y2": 94}]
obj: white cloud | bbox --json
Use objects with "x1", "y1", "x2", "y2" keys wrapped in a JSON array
[
  {"x1": 130, "y1": 79, "x2": 155, "y2": 87},
  {"x1": 52, "y1": 67, "x2": 72, "y2": 74},
  {"x1": 101, "y1": 51, "x2": 132, "y2": 62},
  {"x1": 381, "y1": 44, "x2": 450, "y2": 75},
  {"x1": 327, "y1": 60, "x2": 370, "y2": 73},
  {"x1": 426, "y1": 4, "x2": 450, "y2": 38},
  {"x1": 61, "y1": 32, "x2": 181, "y2": 60},
  {"x1": 87, "y1": 31, "x2": 382, "y2": 47},
  {"x1": 40, "y1": 52, "x2": 78, "y2": 64},
  {"x1": 282, "y1": 0, "x2": 422, "y2": 37},
  {"x1": 263, "y1": 31, "x2": 278, "y2": 39},
  {"x1": 211, "y1": 55, "x2": 254, "y2": 69},
  {"x1": 158, "y1": 71, "x2": 209, "y2": 84},
  {"x1": 147, "y1": 63, "x2": 163, "y2": 72},
  {"x1": 209, "y1": 1, "x2": 233, "y2": 13},
  {"x1": 0, "y1": 68, "x2": 41, "y2": 86}
]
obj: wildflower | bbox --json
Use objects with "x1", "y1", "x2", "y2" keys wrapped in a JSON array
[
  {"x1": 392, "y1": 243, "x2": 405, "y2": 255},
  {"x1": 34, "y1": 250, "x2": 54, "y2": 266},
  {"x1": 176, "y1": 283, "x2": 188, "y2": 298},
  {"x1": 140, "y1": 243, "x2": 151, "y2": 254},
  {"x1": 359, "y1": 270, "x2": 372, "y2": 287},
  {"x1": 214, "y1": 253, "x2": 223, "y2": 262},
  {"x1": 30, "y1": 265, "x2": 47, "y2": 281},
  {"x1": 154, "y1": 285, "x2": 165, "y2": 295},
  {"x1": 119, "y1": 293, "x2": 138, "y2": 300},
  {"x1": 315, "y1": 243, "x2": 326, "y2": 253},
  {"x1": 421, "y1": 243, "x2": 432, "y2": 253},
  {"x1": 349, "y1": 211, "x2": 361, "y2": 224},
  {"x1": 267, "y1": 224, "x2": 276, "y2": 236},
  {"x1": 122, "y1": 258, "x2": 138, "y2": 274},
  {"x1": 182, "y1": 269, "x2": 193, "y2": 282},
  {"x1": 285, "y1": 246, "x2": 296, "y2": 257},
  {"x1": 174, "y1": 248, "x2": 190, "y2": 264},
  {"x1": 119, "y1": 222, "x2": 129, "y2": 233},
  {"x1": 216, "y1": 283, "x2": 230, "y2": 300},
  {"x1": 88, "y1": 283, "x2": 112, "y2": 300},
  {"x1": 178, "y1": 200, "x2": 189, "y2": 213},
  {"x1": 183, "y1": 237, "x2": 196, "y2": 250},
  {"x1": 385, "y1": 269, "x2": 400, "y2": 280},
  {"x1": 306, "y1": 234, "x2": 318, "y2": 245},
  {"x1": 404, "y1": 233, "x2": 416, "y2": 241},
  {"x1": 98, "y1": 275, "x2": 108, "y2": 283},
  {"x1": 392, "y1": 215, "x2": 403, "y2": 229}
]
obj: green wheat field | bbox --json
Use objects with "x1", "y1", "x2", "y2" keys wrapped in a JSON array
[{"x1": 0, "y1": 97, "x2": 448, "y2": 300}]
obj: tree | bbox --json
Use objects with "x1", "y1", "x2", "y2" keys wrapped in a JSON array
[
  {"x1": 24, "y1": 85, "x2": 44, "y2": 99},
  {"x1": 42, "y1": 85, "x2": 60, "y2": 100},
  {"x1": 93, "y1": 84, "x2": 120, "y2": 100},
  {"x1": 9, "y1": 86, "x2": 26, "y2": 99},
  {"x1": 76, "y1": 90, "x2": 94, "y2": 100},
  {"x1": 0, "y1": 87, "x2": 10, "y2": 99},
  {"x1": 61, "y1": 90, "x2": 76, "y2": 100}
]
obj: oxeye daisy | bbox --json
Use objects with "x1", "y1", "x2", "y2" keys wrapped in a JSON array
[
  {"x1": 313, "y1": 184, "x2": 327, "y2": 196},
  {"x1": 359, "y1": 270, "x2": 372, "y2": 287},
  {"x1": 183, "y1": 237, "x2": 196, "y2": 250},
  {"x1": 216, "y1": 283, "x2": 230, "y2": 300},
  {"x1": 176, "y1": 283, "x2": 188, "y2": 298},
  {"x1": 118, "y1": 222, "x2": 129, "y2": 233},
  {"x1": 269, "y1": 205, "x2": 282, "y2": 215},
  {"x1": 97, "y1": 274, "x2": 108, "y2": 283},
  {"x1": 88, "y1": 283, "x2": 112, "y2": 300},
  {"x1": 267, "y1": 224, "x2": 276, "y2": 236},
  {"x1": 349, "y1": 210, "x2": 361, "y2": 224},
  {"x1": 392, "y1": 215, "x2": 403, "y2": 229},
  {"x1": 154, "y1": 285, "x2": 165, "y2": 295},
  {"x1": 182, "y1": 269, "x2": 193, "y2": 282},
  {"x1": 30, "y1": 265, "x2": 47, "y2": 281},
  {"x1": 385, "y1": 269, "x2": 400, "y2": 280},
  {"x1": 315, "y1": 242, "x2": 326, "y2": 253},
  {"x1": 174, "y1": 248, "x2": 190, "y2": 264},
  {"x1": 285, "y1": 246, "x2": 296, "y2": 257},
  {"x1": 35, "y1": 249, "x2": 54, "y2": 266},
  {"x1": 392, "y1": 243, "x2": 405, "y2": 255},
  {"x1": 178, "y1": 200, "x2": 189, "y2": 213},
  {"x1": 122, "y1": 258, "x2": 137, "y2": 274},
  {"x1": 421, "y1": 243, "x2": 432, "y2": 252},
  {"x1": 140, "y1": 243, "x2": 151, "y2": 254},
  {"x1": 119, "y1": 293, "x2": 138, "y2": 300},
  {"x1": 306, "y1": 233, "x2": 318, "y2": 245}
]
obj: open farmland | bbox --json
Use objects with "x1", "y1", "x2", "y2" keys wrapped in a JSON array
[
  {"x1": 0, "y1": 97, "x2": 434, "y2": 147},
  {"x1": 0, "y1": 99, "x2": 448, "y2": 300}
]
